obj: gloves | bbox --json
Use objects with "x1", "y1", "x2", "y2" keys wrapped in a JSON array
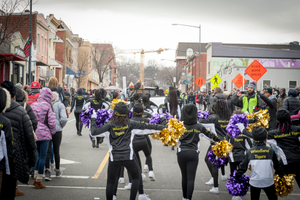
[
  {"x1": 91, "y1": 110, "x2": 97, "y2": 119},
  {"x1": 236, "y1": 123, "x2": 245, "y2": 132}
]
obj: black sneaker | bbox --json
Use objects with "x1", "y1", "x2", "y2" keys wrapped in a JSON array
[
  {"x1": 171, "y1": 146, "x2": 175, "y2": 150},
  {"x1": 92, "y1": 140, "x2": 96, "y2": 148},
  {"x1": 96, "y1": 144, "x2": 99, "y2": 148},
  {"x1": 99, "y1": 137, "x2": 104, "y2": 144},
  {"x1": 77, "y1": 132, "x2": 82, "y2": 136},
  {"x1": 45, "y1": 169, "x2": 51, "y2": 181}
]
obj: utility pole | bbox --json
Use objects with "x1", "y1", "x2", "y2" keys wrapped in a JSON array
[{"x1": 28, "y1": 0, "x2": 32, "y2": 84}]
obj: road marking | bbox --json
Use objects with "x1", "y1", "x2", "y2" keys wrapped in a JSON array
[
  {"x1": 67, "y1": 119, "x2": 75, "y2": 123},
  {"x1": 60, "y1": 158, "x2": 80, "y2": 165},
  {"x1": 92, "y1": 151, "x2": 110, "y2": 179},
  {"x1": 50, "y1": 175, "x2": 89, "y2": 179}
]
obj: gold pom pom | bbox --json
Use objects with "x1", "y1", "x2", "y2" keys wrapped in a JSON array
[
  {"x1": 110, "y1": 98, "x2": 127, "y2": 110},
  {"x1": 211, "y1": 139, "x2": 233, "y2": 158},
  {"x1": 274, "y1": 174, "x2": 295, "y2": 198},
  {"x1": 247, "y1": 109, "x2": 270, "y2": 132}
]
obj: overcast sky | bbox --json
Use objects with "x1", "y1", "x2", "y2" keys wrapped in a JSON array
[{"x1": 34, "y1": 0, "x2": 300, "y2": 66}]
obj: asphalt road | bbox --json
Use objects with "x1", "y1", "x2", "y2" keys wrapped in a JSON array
[{"x1": 18, "y1": 114, "x2": 300, "y2": 200}]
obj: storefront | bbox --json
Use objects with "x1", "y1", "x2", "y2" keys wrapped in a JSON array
[{"x1": 0, "y1": 53, "x2": 26, "y2": 83}]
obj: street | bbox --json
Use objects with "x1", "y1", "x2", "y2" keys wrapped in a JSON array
[{"x1": 18, "y1": 114, "x2": 300, "y2": 200}]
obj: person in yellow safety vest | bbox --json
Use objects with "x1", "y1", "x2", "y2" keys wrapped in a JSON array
[{"x1": 232, "y1": 81, "x2": 264, "y2": 114}]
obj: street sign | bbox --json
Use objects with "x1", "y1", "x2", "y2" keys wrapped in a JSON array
[
  {"x1": 245, "y1": 60, "x2": 267, "y2": 82},
  {"x1": 195, "y1": 77, "x2": 206, "y2": 88},
  {"x1": 186, "y1": 80, "x2": 191, "y2": 83},
  {"x1": 78, "y1": 70, "x2": 85, "y2": 75},
  {"x1": 181, "y1": 72, "x2": 186, "y2": 76},
  {"x1": 210, "y1": 74, "x2": 222, "y2": 86},
  {"x1": 232, "y1": 73, "x2": 247, "y2": 89},
  {"x1": 186, "y1": 76, "x2": 194, "y2": 78},
  {"x1": 212, "y1": 85, "x2": 219, "y2": 90},
  {"x1": 183, "y1": 80, "x2": 186, "y2": 84}
]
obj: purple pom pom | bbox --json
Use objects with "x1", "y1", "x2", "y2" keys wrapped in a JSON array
[
  {"x1": 162, "y1": 112, "x2": 174, "y2": 121},
  {"x1": 96, "y1": 109, "x2": 110, "y2": 128},
  {"x1": 149, "y1": 113, "x2": 162, "y2": 124},
  {"x1": 207, "y1": 149, "x2": 229, "y2": 169},
  {"x1": 128, "y1": 111, "x2": 133, "y2": 119},
  {"x1": 80, "y1": 108, "x2": 94, "y2": 128},
  {"x1": 226, "y1": 170, "x2": 250, "y2": 197},
  {"x1": 226, "y1": 114, "x2": 249, "y2": 138},
  {"x1": 197, "y1": 110, "x2": 210, "y2": 119}
]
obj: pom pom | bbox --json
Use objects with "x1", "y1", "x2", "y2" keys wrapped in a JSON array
[
  {"x1": 197, "y1": 110, "x2": 210, "y2": 119},
  {"x1": 161, "y1": 112, "x2": 174, "y2": 121},
  {"x1": 96, "y1": 109, "x2": 110, "y2": 128},
  {"x1": 80, "y1": 108, "x2": 94, "y2": 128},
  {"x1": 149, "y1": 113, "x2": 162, "y2": 125},
  {"x1": 247, "y1": 109, "x2": 270, "y2": 132},
  {"x1": 128, "y1": 111, "x2": 133, "y2": 119},
  {"x1": 274, "y1": 174, "x2": 295, "y2": 198},
  {"x1": 226, "y1": 170, "x2": 250, "y2": 197},
  {"x1": 226, "y1": 114, "x2": 249, "y2": 138},
  {"x1": 110, "y1": 98, "x2": 127, "y2": 110},
  {"x1": 212, "y1": 139, "x2": 233, "y2": 158},
  {"x1": 207, "y1": 149, "x2": 229, "y2": 168}
]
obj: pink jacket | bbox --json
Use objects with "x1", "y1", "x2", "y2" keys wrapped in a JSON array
[
  {"x1": 31, "y1": 88, "x2": 56, "y2": 141},
  {"x1": 291, "y1": 110, "x2": 300, "y2": 120}
]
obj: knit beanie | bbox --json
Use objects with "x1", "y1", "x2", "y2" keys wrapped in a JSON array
[
  {"x1": 265, "y1": 88, "x2": 272, "y2": 95},
  {"x1": 288, "y1": 89, "x2": 297, "y2": 97},
  {"x1": 248, "y1": 81, "x2": 256, "y2": 90},
  {"x1": 252, "y1": 126, "x2": 267, "y2": 143},
  {"x1": 276, "y1": 109, "x2": 291, "y2": 123},
  {"x1": 1, "y1": 81, "x2": 16, "y2": 98},
  {"x1": 15, "y1": 83, "x2": 22, "y2": 89},
  {"x1": 181, "y1": 104, "x2": 197, "y2": 125},
  {"x1": 133, "y1": 103, "x2": 143, "y2": 116},
  {"x1": 114, "y1": 102, "x2": 129, "y2": 117}
]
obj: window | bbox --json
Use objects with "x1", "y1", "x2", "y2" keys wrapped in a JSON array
[
  {"x1": 289, "y1": 81, "x2": 297, "y2": 89},
  {"x1": 45, "y1": 38, "x2": 47, "y2": 56},
  {"x1": 69, "y1": 50, "x2": 71, "y2": 62},
  {"x1": 263, "y1": 80, "x2": 271, "y2": 88},
  {"x1": 41, "y1": 36, "x2": 43, "y2": 56},
  {"x1": 66, "y1": 48, "x2": 68, "y2": 61},
  {"x1": 208, "y1": 61, "x2": 211, "y2": 74},
  {"x1": 37, "y1": 34, "x2": 40, "y2": 53}
]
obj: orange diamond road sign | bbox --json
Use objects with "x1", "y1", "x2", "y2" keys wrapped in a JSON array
[
  {"x1": 232, "y1": 74, "x2": 247, "y2": 89},
  {"x1": 195, "y1": 77, "x2": 206, "y2": 88},
  {"x1": 245, "y1": 60, "x2": 267, "y2": 82}
]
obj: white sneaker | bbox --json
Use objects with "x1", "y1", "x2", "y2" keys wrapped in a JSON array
[
  {"x1": 221, "y1": 174, "x2": 227, "y2": 181},
  {"x1": 148, "y1": 171, "x2": 155, "y2": 181},
  {"x1": 124, "y1": 183, "x2": 132, "y2": 190},
  {"x1": 144, "y1": 164, "x2": 149, "y2": 171},
  {"x1": 138, "y1": 194, "x2": 151, "y2": 200},
  {"x1": 119, "y1": 177, "x2": 125, "y2": 184},
  {"x1": 232, "y1": 196, "x2": 242, "y2": 200},
  {"x1": 209, "y1": 187, "x2": 219, "y2": 194},
  {"x1": 141, "y1": 173, "x2": 146, "y2": 180},
  {"x1": 113, "y1": 195, "x2": 117, "y2": 200},
  {"x1": 205, "y1": 177, "x2": 214, "y2": 185},
  {"x1": 50, "y1": 163, "x2": 55, "y2": 171}
]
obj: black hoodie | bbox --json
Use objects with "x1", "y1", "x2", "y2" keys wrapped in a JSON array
[{"x1": 71, "y1": 88, "x2": 86, "y2": 113}]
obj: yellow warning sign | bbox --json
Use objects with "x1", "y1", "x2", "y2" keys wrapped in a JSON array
[
  {"x1": 210, "y1": 74, "x2": 222, "y2": 86},
  {"x1": 212, "y1": 85, "x2": 219, "y2": 90}
]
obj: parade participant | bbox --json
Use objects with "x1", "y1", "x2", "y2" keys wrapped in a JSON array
[
  {"x1": 165, "y1": 90, "x2": 180, "y2": 117},
  {"x1": 142, "y1": 95, "x2": 154, "y2": 114},
  {"x1": 90, "y1": 102, "x2": 165, "y2": 200},
  {"x1": 146, "y1": 93, "x2": 158, "y2": 109},
  {"x1": 70, "y1": 88, "x2": 86, "y2": 136},
  {"x1": 0, "y1": 87, "x2": 15, "y2": 198},
  {"x1": 83, "y1": 89, "x2": 109, "y2": 147},
  {"x1": 232, "y1": 81, "x2": 264, "y2": 114},
  {"x1": 199, "y1": 99, "x2": 230, "y2": 194},
  {"x1": 179, "y1": 104, "x2": 220, "y2": 200},
  {"x1": 277, "y1": 88, "x2": 286, "y2": 110},
  {"x1": 257, "y1": 89, "x2": 277, "y2": 130},
  {"x1": 63, "y1": 88, "x2": 71, "y2": 108},
  {"x1": 44, "y1": 87, "x2": 67, "y2": 181},
  {"x1": 1, "y1": 81, "x2": 36, "y2": 195},
  {"x1": 282, "y1": 89, "x2": 300, "y2": 125},
  {"x1": 235, "y1": 126, "x2": 283, "y2": 200}
]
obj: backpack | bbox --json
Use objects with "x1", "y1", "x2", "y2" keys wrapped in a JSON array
[{"x1": 27, "y1": 93, "x2": 40, "y2": 105}]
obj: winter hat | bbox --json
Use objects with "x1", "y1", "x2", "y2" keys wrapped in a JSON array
[
  {"x1": 248, "y1": 81, "x2": 256, "y2": 90},
  {"x1": 288, "y1": 89, "x2": 297, "y2": 97},
  {"x1": 265, "y1": 88, "x2": 272, "y2": 95},
  {"x1": 15, "y1": 87, "x2": 25, "y2": 102},
  {"x1": 15, "y1": 83, "x2": 22, "y2": 89},
  {"x1": 276, "y1": 109, "x2": 291, "y2": 122},
  {"x1": 114, "y1": 102, "x2": 129, "y2": 117},
  {"x1": 181, "y1": 104, "x2": 197, "y2": 125},
  {"x1": 31, "y1": 81, "x2": 40, "y2": 89},
  {"x1": 0, "y1": 87, "x2": 11, "y2": 113},
  {"x1": 252, "y1": 126, "x2": 267, "y2": 143},
  {"x1": 77, "y1": 88, "x2": 83, "y2": 95},
  {"x1": 133, "y1": 103, "x2": 143, "y2": 116},
  {"x1": 1, "y1": 81, "x2": 16, "y2": 98}
]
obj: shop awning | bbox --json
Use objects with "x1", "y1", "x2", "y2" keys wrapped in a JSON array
[
  {"x1": 33, "y1": 60, "x2": 48, "y2": 66},
  {"x1": 0, "y1": 53, "x2": 26, "y2": 61}
]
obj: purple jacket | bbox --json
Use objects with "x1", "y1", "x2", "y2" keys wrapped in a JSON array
[{"x1": 31, "y1": 88, "x2": 56, "y2": 141}]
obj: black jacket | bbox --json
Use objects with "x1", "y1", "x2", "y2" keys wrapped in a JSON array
[
  {"x1": 226, "y1": 133, "x2": 252, "y2": 162},
  {"x1": 258, "y1": 93, "x2": 277, "y2": 130},
  {"x1": 198, "y1": 113, "x2": 229, "y2": 140},
  {"x1": 91, "y1": 119, "x2": 164, "y2": 161},
  {"x1": 282, "y1": 96, "x2": 300, "y2": 116},
  {"x1": 0, "y1": 114, "x2": 14, "y2": 173},
  {"x1": 209, "y1": 93, "x2": 226, "y2": 111},
  {"x1": 188, "y1": 95, "x2": 195, "y2": 102},
  {"x1": 178, "y1": 123, "x2": 220, "y2": 153},
  {"x1": 226, "y1": 99, "x2": 235, "y2": 115},
  {"x1": 178, "y1": 96, "x2": 184, "y2": 108},
  {"x1": 3, "y1": 101, "x2": 36, "y2": 183},
  {"x1": 131, "y1": 116, "x2": 150, "y2": 144},
  {"x1": 71, "y1": 95, "x2": 86, "y2": 113}
]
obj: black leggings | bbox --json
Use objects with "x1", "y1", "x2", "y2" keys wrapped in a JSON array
[
  {"x1": 133, "y1": 141, "x2": 153, "y2": 171},
  {"x1": 229, "y1": 161, "x2": 241, "y2": 175},
  {"x1": 205, "y1": 146, "x2": 225, "y2": 187},
  {"x1": 107, "y1": 160, "x2": 140, "y2": 200},
  {"x1": 145, "y1": 136, "x2": 152, "y2": 165},
  {"x1": 45, "y1": 131, "x2": 62, "y2": 169},
  {"x1": 74, "y1": 113, "x2": 83, "y2": 133},
  {"x1": 283, "y1": 163, "x2": 300, "y2": 188},
  {"x1": 177, "y1": 150, "x2": 199, "y2": 200},
  {"x1": 250, "y1": 184, "x2": 277, "y2": 200}
]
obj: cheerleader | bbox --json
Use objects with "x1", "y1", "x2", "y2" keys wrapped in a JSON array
[{"x1": 70, "y1": 88, "x2": 85, "y2": 136}]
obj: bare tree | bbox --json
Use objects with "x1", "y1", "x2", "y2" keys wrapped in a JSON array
[
  {"x1": 116, "y1": 56, "x2": 139, "y2": 88},
  {"x1": 91, "y1": 43, "x2": 117, "y2": 85},
  {"x1": 75, "y1": 51, "x2": 92, "y2": 88},
  {"x1": 156, "y1": 66, "x2": 182, "y2": 87}
]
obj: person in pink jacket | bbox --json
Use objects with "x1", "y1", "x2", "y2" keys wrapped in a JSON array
[{"x1": 31, "y1": 88, "x2": 56, "y2": 189}]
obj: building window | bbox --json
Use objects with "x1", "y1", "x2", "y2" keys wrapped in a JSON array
[
  {"x1": 66, "y1": 48, "x2": 68, "y2": 61},
  {"x1": 263, "y1": 80, "x2": 271, "y2": 88},
  {"x1": 289, "y1": 81, "x2": 297, "y2": 89},
  {"x1": 41, "y1": 36, "x2": 43, "y2": 56},
  {"x1": 37, "y1": 34, "x2": 40, "y2": 53},
  {"x1": 69, "y1": 50, "x2": 71, "y2": 62},
  {"x1": 45, "y1": 38, "x2": 47, "y2": 56},
  {"x1": 208, "y1": 61, "x2": 210, "y2": 74}
]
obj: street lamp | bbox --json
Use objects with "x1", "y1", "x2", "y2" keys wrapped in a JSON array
[{"x1": 172, "y1": 23, "x2": 201, "y2": 91}]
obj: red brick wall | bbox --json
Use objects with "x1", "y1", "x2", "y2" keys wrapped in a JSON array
[
  {"x1": 189, "y1": 53, "x2": 207, "y2": 91},
  {"x1": 55, "y1": 31, "x2": 65, "y2": 64}
]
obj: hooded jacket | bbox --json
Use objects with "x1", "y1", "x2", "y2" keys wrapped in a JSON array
[
  {"x1": 0, "y1": 88, "x2": 14, "y2": 175},
  {"x1": 91, "y1": 119, "x2": 165, "y2": 161},
  {"x1": 16, "y1": 87, "x2": 38, "y2": 131},
  {"x1": 131, "y1": 116, "x2": 150, "y2": 144},
  {"x1": 258, "y1": 92, "x2": 277, "y2": 130},
  {"x1": 198, "y1": 113, "x2": 229, "y2": 139},
  {"x1": 226, "y1": 133, "x2": 252, "y2": 163},
  {"x1": 51, "y1": 91, "x2": 68, "y2": 132},
  {"x1": 71, "y1": 88, "x2": 86, "y2": 113},
  {"x1": 31, "y1": 88, "x2": 56, "y2": 141},
  {"x1": 282, "y1": 90, "x2": 300, "y2": 116},
  {"x1": 3, "y1": 100, "x2": 36, "y2": 183}
]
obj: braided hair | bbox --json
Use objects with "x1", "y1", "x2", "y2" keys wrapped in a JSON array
[{"x1": 212, "y1": 99, "x2": 231, "y2": 120}]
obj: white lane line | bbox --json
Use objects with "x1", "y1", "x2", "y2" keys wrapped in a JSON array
[
  {"x1": 60, "y1": 158, "x2": 80, "y2": 164},
  {"x1": 50, "y1": 175, "x2": 89, "y2": 179},
  {"x1": 67, "y1": 119, "x2": 75, "y2": 123}
]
